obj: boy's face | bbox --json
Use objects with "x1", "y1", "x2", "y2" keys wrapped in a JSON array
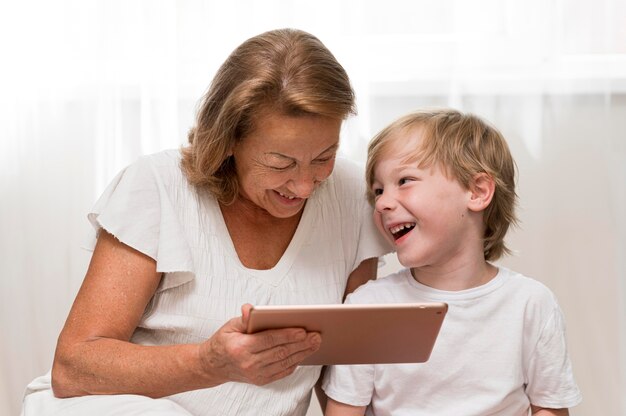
[{"x1": 370, "y1": 129, "x2": 477, "y2": 270}]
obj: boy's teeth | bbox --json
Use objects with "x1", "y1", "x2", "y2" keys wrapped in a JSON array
[{"x1": 390, "y1": 223, "x2": 416, "y2": 234}]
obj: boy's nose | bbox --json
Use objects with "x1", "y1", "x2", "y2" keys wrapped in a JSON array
[{"x1": 374, "y1": 191, "x2": 396, "y2": 212}]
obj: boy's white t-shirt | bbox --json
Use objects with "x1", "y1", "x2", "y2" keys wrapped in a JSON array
[{"x1": 322, "y1": 267, "x2": 582, "y2": 416}]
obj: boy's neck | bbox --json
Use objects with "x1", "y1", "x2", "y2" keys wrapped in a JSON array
[{"x1": 410, "y1": 260, "x2": 498, "y2": 291}]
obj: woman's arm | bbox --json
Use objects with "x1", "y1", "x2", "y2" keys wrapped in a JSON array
[
  {"x1": 52, "y1": 231, "x2": 320, "y2": 398},
  {"x1": 531, "y1": 405, "x2": 569, "y2": 415},
  {"x1": 325, "y1": 398, "x2": 366, "y2": 416}
]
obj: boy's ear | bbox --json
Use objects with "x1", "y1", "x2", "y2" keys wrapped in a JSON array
[{"x1": 468, "y1": 172, "x2": 495, "y2": 212}]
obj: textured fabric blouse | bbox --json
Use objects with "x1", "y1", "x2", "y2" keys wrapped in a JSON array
[{"x1": 87, "y1": 149, "x2": 391, "y2": 415}]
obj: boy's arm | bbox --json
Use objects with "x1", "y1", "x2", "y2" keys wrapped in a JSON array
[
  {"x1": 314, "y1": 367, "x2": 328, "y2": 412},
  {"x1": 325, "y1": 398, "x2": 366, "y2": 416},
  {"x1": 531, "y1": 405, "x2": 569, "y2": 415}
]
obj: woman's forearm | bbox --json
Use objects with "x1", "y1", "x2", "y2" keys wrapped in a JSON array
[
  {"x1": 52, "y1": 338, "x2": 217, "y2": 398},
  {"x1": 52, "y1": 309, "x2": 320, "y2": 399}
]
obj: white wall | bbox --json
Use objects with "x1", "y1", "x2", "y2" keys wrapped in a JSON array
[{"x1": 1, "y1": 1, "x2": 625, "y2": 415}]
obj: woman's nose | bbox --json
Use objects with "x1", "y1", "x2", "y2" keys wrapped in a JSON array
[{"x1": 290, "y1": 167, "x2": 318, "y2": 198}]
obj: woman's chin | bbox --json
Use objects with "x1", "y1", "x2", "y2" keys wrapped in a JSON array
[{"x1": 268, "y1": 192, "x2": 306, "y2": 216}]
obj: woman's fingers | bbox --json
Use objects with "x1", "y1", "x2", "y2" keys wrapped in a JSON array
[
  {"x1": 247, "y1": 327, "x2": 308, "y2": 353},
  {"x1": 244, "y1": 332, "x2": 321, "y2": 385},
  {"x1": 256, "y1": 332, "x2": 321, "y2": 366},
  {"x1": 199, "y1": 308, "x2": 322, "y2": 386},
  {"x1": 259, "y1": 333, "x2": 321, "y2": 371}
]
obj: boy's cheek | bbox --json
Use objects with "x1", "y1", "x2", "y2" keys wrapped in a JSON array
[{"x1": 373, "y1": 212, "x2": 393, "y2": 244}]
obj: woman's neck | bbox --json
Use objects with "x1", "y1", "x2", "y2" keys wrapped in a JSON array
[{"x1": 218, "y1": 198, "x2": 304, "y2": 270}]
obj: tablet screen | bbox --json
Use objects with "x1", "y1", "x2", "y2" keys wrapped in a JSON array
[{"x1": 246, "y1": 303, "x2": 447, "y2": 365}]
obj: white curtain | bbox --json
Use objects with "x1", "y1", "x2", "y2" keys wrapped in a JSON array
[{"x1": 1, "y1": 1, "x2": 624, "y2": 415}]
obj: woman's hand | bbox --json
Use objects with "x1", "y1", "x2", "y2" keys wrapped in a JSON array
[{"x1": 198, "y1": 304, "x2": 322, "y2": 386}]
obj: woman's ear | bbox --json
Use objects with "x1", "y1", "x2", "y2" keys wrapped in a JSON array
[{"x1": 468, "y1": 172, "x2": 495, "y2": 212}]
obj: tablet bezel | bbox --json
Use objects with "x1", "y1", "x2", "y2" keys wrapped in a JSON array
[{"x1": 246, "y1": 302, "x2": 447, "y2": 365}]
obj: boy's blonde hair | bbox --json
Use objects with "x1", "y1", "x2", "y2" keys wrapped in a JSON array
[
  {"x1": 181, "y1": 28, "x2": 355, "y2": 205},
  {"x1": 366, "y1": 108, "x2": 518, "y2": 261}
]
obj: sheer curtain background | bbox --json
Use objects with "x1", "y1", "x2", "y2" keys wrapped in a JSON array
[{"x1": 0, "y1": 1, "x2": 624, "y2": 415}]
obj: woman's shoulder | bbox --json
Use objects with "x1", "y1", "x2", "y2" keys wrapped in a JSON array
[
  {"x1": 146, "y1": 148, "x2": 182, "y2": 163},
  {"x1": 132, "y1": 149, "x2": 183, "y2": 174},
  {"x1": 119, "y1": 149, "x2": 190, "y2": 190},
  {"x1": 88, "y1": 148, "x2": 198, "y2": 276},
  {"x1": 332, "y1": 156, "x2": 365, "y2": 182},
  {"x1": 345, "y1": 269, "x2": 412, "y2": 303},
  {"x1": 93, "y1": 148, "x2": 200, "y2": 221},
  {"x1": 322, "y1": 156, "x2": 367, "y2": 199}
]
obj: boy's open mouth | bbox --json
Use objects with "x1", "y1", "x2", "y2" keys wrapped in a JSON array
[{"x1": 389, "y1": 223, "x2": 416, "y2": 240}]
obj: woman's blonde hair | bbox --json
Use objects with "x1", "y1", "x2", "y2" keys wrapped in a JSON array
[
  {"x1": 366, "y1": 108, "x2": 518, "y2": 261},
  {"x1": 181, "y1": 28, "x2": 355, "y2": 204}
]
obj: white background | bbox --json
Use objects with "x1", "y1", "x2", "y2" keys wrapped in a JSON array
[{"x1": 1, "y1": 1, "x2": 624, "y2": 415}]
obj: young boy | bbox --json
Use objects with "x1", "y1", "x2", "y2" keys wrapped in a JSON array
[{"x1": 322, "y1": 109, "x2": 582, "y2": 415}]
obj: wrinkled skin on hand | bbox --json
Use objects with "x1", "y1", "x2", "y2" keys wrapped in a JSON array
[{"x1": 199, "y1": 304, "x2": 322, "y2": 386}]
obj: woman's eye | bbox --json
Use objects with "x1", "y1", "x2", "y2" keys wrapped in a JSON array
[
  {"x1": 313, "y1": 155, "x2": 334, "y2": 164},
  {"x1": 269, "y1": 163, "x2": 295, "y2": 171}
]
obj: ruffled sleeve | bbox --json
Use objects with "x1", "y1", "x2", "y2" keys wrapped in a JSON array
[{"x1": 86, "y1": 152, "x2": 195, "y2": 291}]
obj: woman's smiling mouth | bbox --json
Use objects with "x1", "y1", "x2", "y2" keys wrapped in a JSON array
[{"x1": 276, "y1": 190, "x2": 300, "y2": 200}]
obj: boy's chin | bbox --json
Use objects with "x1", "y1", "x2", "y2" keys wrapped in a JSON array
[
  {"x1": 397, "y1": 254, "x2": 416, "y2": 268},
  {"x1": 396, "y1": 251, "x2": 426, "y2": 269}
]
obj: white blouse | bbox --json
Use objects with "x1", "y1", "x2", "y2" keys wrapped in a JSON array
[{"x1": 86, "y1": 149, "x2": 391, "y2": 415}]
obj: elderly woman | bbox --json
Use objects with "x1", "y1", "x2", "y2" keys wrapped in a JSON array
[{"x1": 21, "y1": 28, "x2": 390, "y2": 415}]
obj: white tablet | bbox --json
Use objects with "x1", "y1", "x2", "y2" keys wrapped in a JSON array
[{"x1": 246, "y1": 302, "x2": 447, "y2": 365}]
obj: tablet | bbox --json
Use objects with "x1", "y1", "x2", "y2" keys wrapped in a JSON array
[{"x1": 246, "y1": 302, "x2": 447, "y2": 365}]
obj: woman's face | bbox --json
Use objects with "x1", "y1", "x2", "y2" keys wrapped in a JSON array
[{"x1": 232, "y1": 108, "x2": 342, "y2": 219}]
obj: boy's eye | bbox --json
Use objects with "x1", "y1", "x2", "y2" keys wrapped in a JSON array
[
  {"x1": 373, "y1": 188, "x2": 383, "y2": 197},
  {"x1": 399, "y1": 177, "x2": 413, "y2": 186}
]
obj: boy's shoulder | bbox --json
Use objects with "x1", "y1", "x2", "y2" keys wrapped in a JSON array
[
  {"x1": 500, "y1": 267, "x2": 558, "y2": 300},
  {"x1": 494, "y1": 267, "x2": 564, "y2": 320},
  {"x1": 346, "y1": 266, "x2": 561, "y2": 308}
]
